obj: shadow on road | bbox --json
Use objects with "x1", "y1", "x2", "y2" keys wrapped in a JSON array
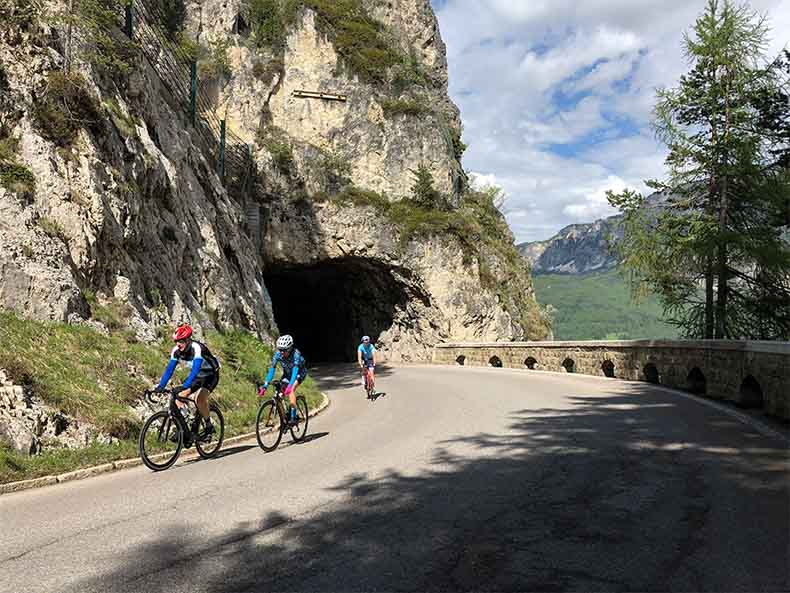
[
  {"x1": 310, "y1": 363, "x2": 395, "y2": 393},
  {"x1": 73, "y1": 382, "x2": 789, "y2": 592},
  {"x1": 291, "y1": 431, "x2": 329, "y2": 446},
  {"x1": 193, "y1": 444, "x2": 256, "y2": 461}
]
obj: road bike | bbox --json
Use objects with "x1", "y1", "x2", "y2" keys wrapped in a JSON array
[
  {"x1": 255, "y1": 379, "x2": 309, "y2": 452},
  {"x1": 138, "y1": 388, "x2": 225, "y2": 471},
  {"x1": 362, "y1": 365, "x2": 375, "y2": 399}
]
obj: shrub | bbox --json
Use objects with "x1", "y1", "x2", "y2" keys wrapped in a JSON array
[
  {"x1": 449, "y1": 127, "x2": 467, "y2": 160},
  {"x1": 379, "y1": 97, "x2": 431, "y2": 118},
  {"x1": 244, "y1": 0, "x2": 288, "y2": 49},
  {"x1": 409, "y1": 163, "x2": 450, "y2": 210},
  {"x1": 0, "y1": 0, "x2": 42, "y2": 33},
  {"x1": 258, "y1": 126, "x2": 294, "y2": 173},
  {"x1": 38, "y1": 217, "x2": 67, "y2": 242},
  {"x1": 58, "y1": 0, "x2": 138, "y2": 75},
  {"x1": 160, "y1": 0, "x2": 186, "y2": 38},
  {"x1": 32, "y1": 72, "x2": 101, "y2": 148},
  {"x1": 0, "y1": 161, "x2": 36, "y2": 196},
  {"x1": 252, "y1": 57, "x2": 284, "y2": 84},
  {"x1": 0, "y1": 132, "x2": 35, "y2": 197},
  {"x1": 198, "y1": 37, "x2": 232, "y2": 80}
]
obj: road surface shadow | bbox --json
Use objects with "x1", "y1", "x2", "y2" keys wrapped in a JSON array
[
  {"x1": 188, "y1": 444, "x2": 256, "y2": 462},
  {"x1": 310, "y1": 363, "x2": 394, "y2": 392},
  {"x1": 291, "y1": 431, "x2": 329, "y2": 446},
  {"x1": 72, "y1": 382, "x2": 789, "y2": 593}
]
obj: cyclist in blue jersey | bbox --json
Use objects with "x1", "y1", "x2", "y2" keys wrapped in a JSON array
[
  {"x1": 259, "y1": 334, "x2": 306, "y2": 424},
  {"x1": 357, "y1": 335, "x2": 377, "y2": 393},
  {"x1": 153, "y1": 323, "x2": 220, "y2": 441}
]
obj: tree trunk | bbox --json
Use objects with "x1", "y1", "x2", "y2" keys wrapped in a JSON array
[
  {"x1": 705, "y1": 259, "x2": 715, "y2": 339},
  {"x1": 715, "y1": 243, "x2": 728, "y2": 338}
]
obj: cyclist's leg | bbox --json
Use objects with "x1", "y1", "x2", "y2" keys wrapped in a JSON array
[{"x1": 192, "y1": 372, "x2": 218, "y2": 419}]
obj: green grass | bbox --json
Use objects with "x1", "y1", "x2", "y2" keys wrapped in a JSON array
[
  {"x1": 0, "y1": 311, "x2": 324, "y2": 484},
  {"x1": 532, "y1": 269, "x2": 680, "y2": 341}
]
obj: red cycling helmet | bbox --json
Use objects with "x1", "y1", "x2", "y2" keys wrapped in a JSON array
[{"x1": 172, "y1": 323, "x2": 193, "y2": 341}]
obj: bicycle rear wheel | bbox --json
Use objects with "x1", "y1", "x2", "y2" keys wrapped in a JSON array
[
  {"x1": 139, "y1": 411, "x2": 183, "y2": 471},
  {"x1": 289, "y1": 395, "x2": 309, "y2": 442},
  {"x1": 256, "y1": 400, "x2": 283, "y2": 452},
  {"x1": 195, "y1": 403, "x2": 225, "y2": 459}
]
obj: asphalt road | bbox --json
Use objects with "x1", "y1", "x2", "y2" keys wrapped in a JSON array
[{"x1": 1, "y1": 364, "x2": 788, "y2": 593}]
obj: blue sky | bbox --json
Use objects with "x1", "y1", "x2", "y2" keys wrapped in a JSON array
[{"x1": 430, "y1": 0, "x2": 790, "y2": 243}]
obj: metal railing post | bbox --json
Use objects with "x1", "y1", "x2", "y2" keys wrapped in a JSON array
[{"x1": 124, "y1": 1, "x2": 133, "y2": 38}]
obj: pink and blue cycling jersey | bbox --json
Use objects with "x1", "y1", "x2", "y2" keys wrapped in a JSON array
[{"x1": 263, "y1": 349, "x2": 307, "y2": 387}]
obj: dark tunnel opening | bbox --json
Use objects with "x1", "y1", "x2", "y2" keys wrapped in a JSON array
[{"x1": 263, "y1": 257, "x2": 416, "y2": 363}]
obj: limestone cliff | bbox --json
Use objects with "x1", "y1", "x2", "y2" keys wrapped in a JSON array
[{"x1": 0, "y1": 0, "x2": 549, "y2": 366}]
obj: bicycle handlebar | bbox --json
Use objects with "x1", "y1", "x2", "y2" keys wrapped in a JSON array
[{"x1": 144, "y1": 388, "x2": 193, "y2": 405}]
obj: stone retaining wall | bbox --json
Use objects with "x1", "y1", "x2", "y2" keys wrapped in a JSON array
[{"x1": 433, "y1": 340, "x2": 790, "y2": 420}]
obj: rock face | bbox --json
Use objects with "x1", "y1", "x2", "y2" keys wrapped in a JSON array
[
  {"x1": 519, "y1": 217, "x2": 624, "y2": 275},
  {"x1": 0, "y1": 11, "x2": 277, "y2": 341},
  {"x1": 519, "y1": 193, "x2": 666, "y2": 275},
  {"x1": 0, "y1": 0, "x2": 547, "y2": 368},
  {"x1": 0, "y1": 370, "x2": 115, "y2": 455}
]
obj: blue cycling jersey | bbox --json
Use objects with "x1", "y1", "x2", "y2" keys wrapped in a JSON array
[
  {"x1": 157, "y1": 341, "x2": 219, "y2": 391},
  {"x1": 358, "y1": 343, "x2": 375, "y2": 361},
  {"x1": 264, "y1": 349, "x2": 306, "y2": 386}
]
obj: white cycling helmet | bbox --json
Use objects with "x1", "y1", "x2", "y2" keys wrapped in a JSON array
[
  {"x1": 276, "y1": 334, "x2": 294, "y2": 351},
  {"x1": 361, "y1": 335, "x2": 370, "y2": 343}
]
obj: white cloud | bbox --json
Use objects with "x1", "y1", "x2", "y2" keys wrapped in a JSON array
[{"x1": 432, "y1": 0, "x2": 790, "y2": 243}]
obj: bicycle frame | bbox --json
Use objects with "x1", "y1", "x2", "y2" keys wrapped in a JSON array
[{"x1": 146, "y1": 389, "x2": 198, "y2": 435}]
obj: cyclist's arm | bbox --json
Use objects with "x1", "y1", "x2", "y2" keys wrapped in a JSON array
[
  {"x1": 289, "y1": 364, "x2": 300, "y2": 385},
  {"x1": 262, "y1": 353, "x2": 278, "y2": 387},
  {"x1": 157, "y1": 349, "x2": 179, "y2": 390},
  {"x1": 357, "y1": 344, "x2": 364, "y2": 366},
  {"x1": 372, "y1": 347, "x2": 377, "y2": 366},
  {"x1": 182, "y1": 358, "x2": 202, "y2": 389}
]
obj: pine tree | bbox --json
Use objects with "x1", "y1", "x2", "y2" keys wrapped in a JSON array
[{"x1": 608, "y1": 0, "x2": 790, "y2": 339}]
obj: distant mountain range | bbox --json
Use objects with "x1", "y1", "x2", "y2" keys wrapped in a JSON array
[
  {"x1": 518, "y1": 193, "x2": 665, "y2": 275},
  {"x1": 519, "y1": 193, "x2": 676, "y2": 339}
]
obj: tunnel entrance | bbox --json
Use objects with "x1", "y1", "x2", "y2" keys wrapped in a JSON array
[{"x1": 263, "y1": 257, "x2": 417, "y2": 363}]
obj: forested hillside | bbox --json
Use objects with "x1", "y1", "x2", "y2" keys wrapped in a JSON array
[{"x1": 532, "y1": 270, "x2": 679, "y2": 341}]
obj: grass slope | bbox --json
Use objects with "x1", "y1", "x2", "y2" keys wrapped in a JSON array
[
  {"x1": 0, "y1": 312, "x2": 323, "y2": 483},
  {"x1": 532, "y1": 269, "x2": 679, "y2": 341}
]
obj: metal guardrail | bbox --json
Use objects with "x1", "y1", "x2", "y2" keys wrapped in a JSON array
[{"x1": 123, "y1": 0, "x2": 256, "y2": 202}]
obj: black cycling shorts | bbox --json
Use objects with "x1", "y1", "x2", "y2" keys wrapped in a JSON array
[
  {"x1": 189, "y1": 371, "x2": 219, "y2": 394},
  {"x1": 281, "y1": 370, "x2": 307, "y2": 386}
]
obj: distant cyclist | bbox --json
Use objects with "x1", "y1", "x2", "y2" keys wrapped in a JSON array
[
  {"x1": 357, "y1": 335, "x2": 376, "y2": 392},
  {"x1": 259, "y1": 335, "x2": 306, "y2": 424},
  {"x1": 154, "y1": 323, "x2": 220, "y2": 441}
]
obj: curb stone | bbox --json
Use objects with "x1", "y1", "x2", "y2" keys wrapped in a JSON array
[{"x1": 0, "y1": 392, "x2": 331, "y2": 496}]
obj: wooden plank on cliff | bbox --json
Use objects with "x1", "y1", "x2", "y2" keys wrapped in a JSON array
[{"x1": 292, "y1": 89, "x2": 348, "y2": 102}]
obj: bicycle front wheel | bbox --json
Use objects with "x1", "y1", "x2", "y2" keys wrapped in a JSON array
[
  {"x1": 289, "y1": 395, "x2": 309, "y2": 442},
  {"x1": 256, "y1": 400, "x2": 283, "y2": 452},
  {"x1": 139, "y1": 411, "x2": 183, "y2": 471},
  {"x1": 195, "y1": 403, "x2": 225, "y2": 459}
]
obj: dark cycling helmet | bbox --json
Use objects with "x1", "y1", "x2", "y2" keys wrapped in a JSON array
[{"x1": 172, "y1": 323, "x2": 193, "y2": 341}]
